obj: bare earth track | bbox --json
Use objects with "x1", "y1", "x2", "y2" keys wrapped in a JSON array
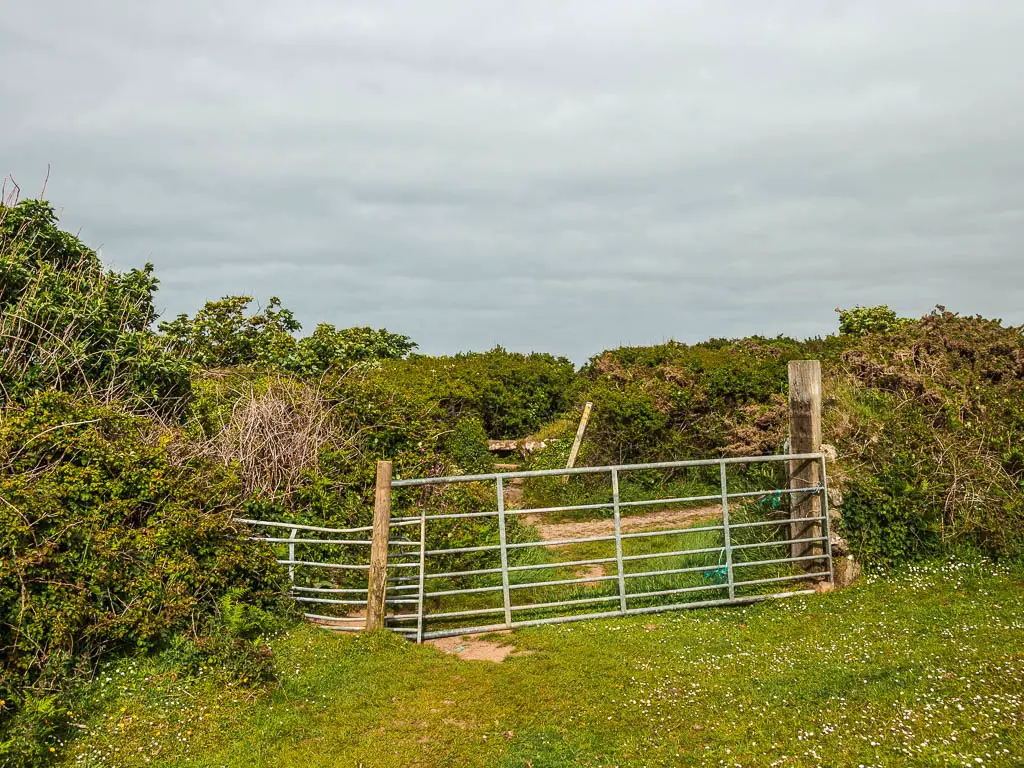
[{"x1": 520, "y1": 505, "x2": 722, "y2": 542}]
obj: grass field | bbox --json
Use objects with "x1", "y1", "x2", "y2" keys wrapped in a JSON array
[{"x1": 62, "y1": 560, "x2": 1023, "y2": 768}]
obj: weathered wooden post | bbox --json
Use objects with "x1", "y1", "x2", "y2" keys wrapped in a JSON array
[
  {"x1": 788, "y1": 360, "x2": 823, "y2": 561},
  {"x1": 562, "y1": 401, "x2": 593, "y2": 485},
  {"x1": 366, "y1": 460, "x2": 392, "y2": 631}
]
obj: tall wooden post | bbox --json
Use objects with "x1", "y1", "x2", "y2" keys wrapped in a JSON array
[
  {"x1": 788, "y1": 361, "x2": 822, "y2": 561},
  {"x1": 366, "y1": 460, "x2": 392, "y2": 631}
]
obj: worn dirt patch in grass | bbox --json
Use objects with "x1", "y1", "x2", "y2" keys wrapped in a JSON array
[
  {"x1": 574, "y1": 562, "x2": 608, "y2": 586},
  {"x1": 426, "y1": 634, "x2": 532, "y2": 662}
]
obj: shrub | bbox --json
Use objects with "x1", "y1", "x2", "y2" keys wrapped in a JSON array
[
  {"x1": 159, "y1": 296, "x2": 415, "y2": 374},
  {"x1": 332, "y1": 347, "x2": 576, "y2": 458},
  {"x1": 829, "y1": 309, "x2": 1024, "y2": 563},
  {"x1": 580, "y1": 337, "x2": 808, "y2": 462},
  {"x1": 0, "y1": 199, "x2": 191, "y2": 412},
  {"x1": 158, "y1": 295, "x2": 301, "y2": 369},
  {"x1": 582, "y1": 382, "x2": 673, "y2": 465},
  {"x1": 579, "y1": 311, "x2": 1024, "y2": 566},
  {"x1": 839, "y1": 473, "x2": 938, "y2": 568},
  {"x1": 0, "y1": 392, "x2": 291, "y2": 765},
  {"x1": 444, "y1": 418, "x2": 493, "y2": 475},
  {"x1": 186, "y1": 372, "x2": 352, "y2": 498},
  {"x1": 836, "y1": 305, "x2": 912, "y2": 336}
]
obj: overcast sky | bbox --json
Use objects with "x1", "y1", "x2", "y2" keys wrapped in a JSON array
[{"x1": 3, "y1": 1, "x2": 1023, "y2": 361}]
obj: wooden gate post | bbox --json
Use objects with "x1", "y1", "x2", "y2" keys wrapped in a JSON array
[
  {"x1": 788, "y1": 361, "x2": 823, "y2": 562},
  {"x1": 366, "y1": 460, "x2": 392, "y2": 631}
]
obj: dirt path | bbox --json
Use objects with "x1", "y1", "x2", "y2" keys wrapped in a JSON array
[
  {"x1": 426, "y1": 633, "x2": 532, "y2": 662},
  {"x1": 501, "y1": 477, "x2": 722, "y2": 542},
  {"x1": 520, "y1": 505, "x2": 722, "y2": 542}
]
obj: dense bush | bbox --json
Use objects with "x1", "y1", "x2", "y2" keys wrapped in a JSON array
[
  {"x1": 0, "y1": 200, "x2": 191, "y2": 412},
  {"x1": 582, "y1": 381, "x2": 673, "y2": 465},
  {"x1": 579, "y1": 337, "x2": 810, "y2": 464},
  {"x1": 828, "y1": 309, "x2": 1024, "y2": 563},
  {"x1": 575, "y1": 310, "x2": 1024, "y2": 566},
  {"x1": 837, "y1": 304, "x2": 912, "y2": 336},
  {"x1": 334, "y1": 347, "x2": 575, "y2": 449},
  {"x1": 444, "y1": 417, "x2": 493, "y2": 475},
  {"x1": 0, "y1": 393, "x2": 290, "y2": 764}
]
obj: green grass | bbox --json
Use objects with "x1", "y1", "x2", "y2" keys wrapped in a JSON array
[{"x1": 62, "y1": 560, "x2": 1024, "y2": 767}]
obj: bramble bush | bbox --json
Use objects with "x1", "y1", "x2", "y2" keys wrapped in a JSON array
[
  {"x1": 0, "y1": 392, "x2": 291, "y2": 766},
  {"x1": 0, "y1": 199, "x2": 191, "y2": 412}
]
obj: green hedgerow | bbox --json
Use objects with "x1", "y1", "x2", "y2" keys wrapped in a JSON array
[{"x1": 0, "y1": 391, "x2": 292, "y2": 766}]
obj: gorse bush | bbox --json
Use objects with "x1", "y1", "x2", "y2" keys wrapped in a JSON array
[
  {"x1": 573, "y1": 309, "x2": 1024, "y2": 566},
  {"x1": 578, "y1": 337, "x2": 809, "y2": 464},
  {"x1": 829, "y1": 309, "x2": 1024, "y2": 563}
]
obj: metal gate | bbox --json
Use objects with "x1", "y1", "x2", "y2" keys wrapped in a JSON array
[
  {"x1": 239, "y1": 452, "x2": 832, "y2": 642},
  {"x1": 233, "y1": 515, "x2": 421, "y2": 633}
]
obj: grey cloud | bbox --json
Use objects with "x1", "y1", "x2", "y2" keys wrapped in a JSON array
[{"x1": 3, "y1": 0, "x2": 1024, "y2": 360}]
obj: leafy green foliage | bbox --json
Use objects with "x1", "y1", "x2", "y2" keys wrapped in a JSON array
[
  {"x1": 836, "y1": 304, "x2": 912, "y2": 336},
  {"x1": 288, "y1": 323, "x2": 417, "y2": 374},
  {"x1": 158, "y1": 296, "x2": 301, "y2": 369},
  {"x1": 840, "y1": 475, "x2": 937, "y2": 568},
  {"x1": 0, "y1": 200, "x2": 191, "y2": 411},
  {"x1": 0, "y1": 392, "x2": 290, "y2": 765},
  {"x1": 578, "y1": 312, "x2": 1024, "y2": 566},
  {"x1": 579, "y1": 337, "x2": 808, "y2": 463},
  {"x1": 830, "y1": 309, "x2": 1024, "y2": 563},
  {"x1": 335, "y1": 347, "x2": 574, "y2": 459},
  {"x1": 444, "y1": 418, "x2": 492, "y2": 474},
  {"x1": 465, "y1": 348, "x2": 576, "y2": 438},
  {"x1": 159, "y1": 297, "x2": 415, "y2": 374},
  {"x1": 583, "y1": 382, "x2": 672, "y2": 465}
]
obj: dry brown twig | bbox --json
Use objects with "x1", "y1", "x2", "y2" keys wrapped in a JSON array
[{"x1": 184, "y1": 373, "x2": 356, "y2": 499}]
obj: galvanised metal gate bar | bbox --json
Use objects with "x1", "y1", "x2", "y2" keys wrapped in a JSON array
[
  {"x1": 234, "y1": 452, "x2": 832, "y2": 641},
  {"x1": 234, "y1": 517, "x2": 422, "y2": 635},
  {"x1": 385, "y1": 452, "x2": 832, "y2": 642}
]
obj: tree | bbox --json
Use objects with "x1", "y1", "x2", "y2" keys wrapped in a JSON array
[
  {"x1": 159, "y1": 298, "x2": 416, "y2": 374},
  {"x1": 836, "y1": 305, "x2": 911, "y2": 336},
  {"x1": 158, "y1": 296, "x2": 301, "y2": 369}
]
